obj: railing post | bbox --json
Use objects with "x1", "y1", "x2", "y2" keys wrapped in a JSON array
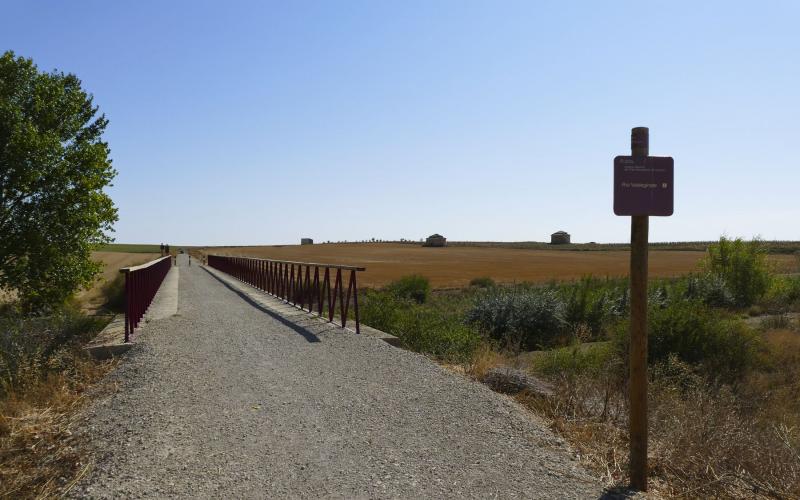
[
  {"x1": 123, "y1": 270, "x2": 130, "y2": 343},
  {"x1": 260, "y1": 260, "x2": 266, "y2": 290},
  {"x1": 313, "y1": 267, "x2": 321, "y2": 313},
  {"x1": 283, "y1": 263, "x2": 289, "y2": 300},
  {"x1": 323, "y1": 267, "x2": 331, "y2": 316},
  {"x1": 338, "y1": 269, "x2": 346, "y2": 327},
  {"x1": 304, "y1": 266, "x2": 311, "y2": 311},
  {"x1": 330, "y1": 269, "x2": 341, "y2": 322},
  {"x1": 342, "y1": 270, "x2": 354, "y2": 329},
  {"x1": 352, "y1": 270, "x2": 360, "y2": 334}
]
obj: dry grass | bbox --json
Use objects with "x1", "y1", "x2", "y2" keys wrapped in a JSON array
[
  {"x1": 463, "y1": 344, "x2": 510, "y2": 380},
  {"x1": 1, "y1": 304, "x2": 118, "y2": 498},
  {"x1": 196, "y1": 243, "x2": 797, "y2": 289},
  {"x1": 647, "y1": 383, "x2": 799, "y2": 498},
  {"x1": 77, "y1": 251, "x2": 160, "y2": 313},
  {"x1": 464, "y1": 335, "x2": 800, "y2": 499},
  {"x1": 511, "y1": 374, "x2": 800, "y2": 498},
  {"x1": 0, "y1": 352, "x2": 115, "y2": 499}
]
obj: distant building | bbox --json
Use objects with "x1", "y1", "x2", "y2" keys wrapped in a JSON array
[
  {"x1": 423, "y1": 233, "x2": 447, "y2": 247},
  {"x1": 550, "y1": 231, "x2": 570, "y2": 245},
  {"x1": 301, "y1": 238, "x2": 314, "y2": 245}
]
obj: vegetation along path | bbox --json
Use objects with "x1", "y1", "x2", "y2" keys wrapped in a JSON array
[{"x1": 73, "y1": 255, "x2": 602, "y2": 498}]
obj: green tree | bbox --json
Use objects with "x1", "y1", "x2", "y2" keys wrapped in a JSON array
[
  {"x1": 702, "y1": 236, "x2": 772, "y2": 307},
  {"x1": 0, "y1": 51, "x2": 117, "y2": 312}
]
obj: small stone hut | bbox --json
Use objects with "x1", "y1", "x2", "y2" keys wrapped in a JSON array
[
  {"x1": 300, "y1": 238, "x2": 314, "y2": 245},
  {"x1": 550, "y1": 231, "x2": 570, "y2": 245},
  {"x1": 423, "y1": 233, "x2": 447, "y2": 247}
]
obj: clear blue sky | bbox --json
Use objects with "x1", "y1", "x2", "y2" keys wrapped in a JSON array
[{"x1": 3, "y1": 1, "x2": 798, "y2": 245}]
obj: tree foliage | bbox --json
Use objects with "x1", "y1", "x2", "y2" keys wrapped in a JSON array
[
  {"x1": 701, "y1": 237, "x2": 771, "y2": 307},
  {"x1": 0, "y1": 51, "x2": 117, "y2": 312}
]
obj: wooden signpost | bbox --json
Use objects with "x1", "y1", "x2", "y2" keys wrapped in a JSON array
[{"x1": 614, "y1": 127, "x2": 674, "y2": 491}]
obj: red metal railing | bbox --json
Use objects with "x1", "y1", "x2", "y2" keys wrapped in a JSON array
[
  {"x1": 207, "y1": 255, "x2": 365, "y2": 334},
  {"x1": 120, "y1": 256, "x2": 172, "y2": 342}
]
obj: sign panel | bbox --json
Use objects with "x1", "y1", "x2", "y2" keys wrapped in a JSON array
[{"x1": 613, "y1": 156, "x2": 674, "y2": 216}]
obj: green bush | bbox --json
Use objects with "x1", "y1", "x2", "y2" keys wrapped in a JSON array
[
  {"x1": 469, "y1": 277, "x2": 496, "y2": 288},
  {"x1": 360, "y1": 289, "x2": 480, "y2": 361},
  {"x1": 702, "y1": 237, "x2": 772, "y2": 307},
  {"x1": 467, "y1": 288, "x2": 566, "y2": 350},
  {"x1": 387, "y1": 274, "x2": 431, "y2": 304},
  {"x1": 764, "y1": 275, "x2": 800, "y2": 309},
  {"x1": 531, "y1": 341, "x2": 617, "y2": 378},
  {"x1": 614, "y1": 299, "x2": 762, "y2": 380},
  {"x1": 558, "y1": 277, "x2": 625, "y2": 338},
  {"x1": 359, "y1": 289, "x2": 408, "y2": 332},
  {"x1": 608, "y1": 287, "x2": 630, "y2": 318},
  {"x1": 682, "y1": 273, "x2": 736, "y2": 308},
  {"x1": 393, "y1": 307, "x2": 481, "y2": 362}
]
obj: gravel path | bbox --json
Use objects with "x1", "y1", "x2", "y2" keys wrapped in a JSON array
[{"x1": 73, "y1": 255, "x2": 604, "y2": 499}]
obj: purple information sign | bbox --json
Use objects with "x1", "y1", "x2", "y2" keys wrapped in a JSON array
[{"x1": 613, "y1": 156, "x2": 674, "y2": 216}]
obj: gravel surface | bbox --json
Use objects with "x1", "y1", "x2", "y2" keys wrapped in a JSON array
[{"x1": 72, "y1": 255, "x2": 604, "y2": 499}]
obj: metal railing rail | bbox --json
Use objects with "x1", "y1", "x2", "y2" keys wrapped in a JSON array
[
  {"x1": 119, "y1": 256, "x2": 172, "y2": 342},
  {"x1": 206, "y1": 255, "x2": 365, "y2": 334}
]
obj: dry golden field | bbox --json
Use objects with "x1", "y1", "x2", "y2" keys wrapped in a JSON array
[
  {"x1": 91, "y1": 251, "x2": 161, "y2": 283},
  {"x1": 77, "y1": 251, "x2": 160, "y2": 310},
  {"x1": 198, "y1": 243, "x2": 799, "y2": 289}
]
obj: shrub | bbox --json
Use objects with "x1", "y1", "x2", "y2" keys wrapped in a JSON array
[
  {"x1": 387, "y1": 274, "x2": 430, "y2": 304},
  {"x1": 531, "y1": 341, "x2": 617, "y2": 378},
  {"x1": 0, "y1": 306, "x2": 114, "y2": 498},
  {"x1": 392, "y1": 307, "x2": 481, "y2": 362},
  {"x1": 764, "y1": 275, "x2": 800, "y2": 309},
  {"x1": 359, "y1": 290, "x2": 407, "y2": 332},
  {"x1": 613, "y1": 300, "x2": 762, "y2": 380},
  {"x1": 525, "y1": 346, "x2": 800, "y2": 498},
  {"x1": 683, "y1": 273, "x2": 736, "y2": 308},
  {"x1": 648, "y1": 284, "x2": 670, "y2": 309},
  {"x1": 758, "y1": 313, "x2": 792, "y2": 330},
  {"x1": 469, "y1": 277, "x2": 496, "y2": 288},
  {"x1": 702, "y1": 237, "x2": 772, "y2": 307},
  {"x1": 559, "y1": 278, "x2": 612, "y2": 339},
  {"x1": 360, "y1": 289, "x2": 480, "y2": 362},
  {"x1": 608, "y1": 287, "x2": 629, "y2": 318},
  {"x1": 467, "y1": 288, "x2": 566, "y2": 350},
  {"x1": 0, "y1": 307, "x2": 108, "y2": 396},
  {"x1": 648, "y1": 358, "x2": 800, "y2": 498}
]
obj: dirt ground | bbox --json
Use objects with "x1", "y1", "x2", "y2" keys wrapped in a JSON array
[{"x1": 195, "y1": 243, "x2": 799, "y2": 289}]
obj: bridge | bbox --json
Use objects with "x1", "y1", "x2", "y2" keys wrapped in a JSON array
[{"x1": 73, "y1": 254, "x2": 603, "y2": 498}]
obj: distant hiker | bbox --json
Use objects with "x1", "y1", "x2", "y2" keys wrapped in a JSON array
[
  {"x1": 188, "y1": 255, "x2": 191, "y2": 266},
  {"x1": 165, "y1": 244, "x2": 170, "y2": 255},
  {"x1": 160, "y1": 242, "x2": 165, "y2": 256}
]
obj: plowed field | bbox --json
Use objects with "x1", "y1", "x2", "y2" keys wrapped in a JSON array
[{"x1": 196, "y1": 243, "x2": 799, "y2": 289}]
